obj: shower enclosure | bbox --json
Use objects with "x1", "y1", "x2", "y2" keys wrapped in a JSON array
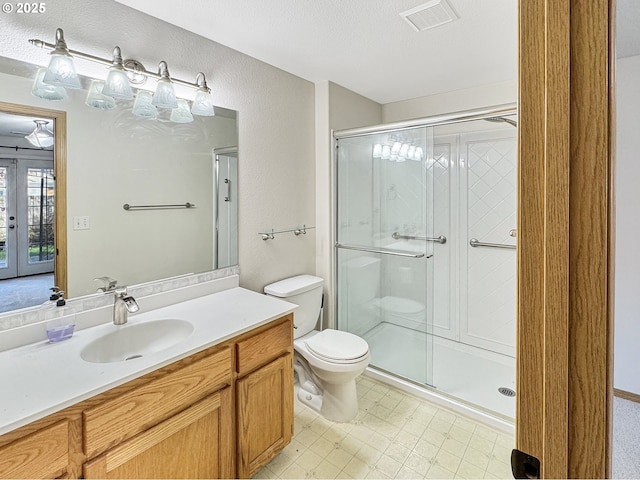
[{"x1": 334, "y1": 105, "x2": 518, "y2": 420}]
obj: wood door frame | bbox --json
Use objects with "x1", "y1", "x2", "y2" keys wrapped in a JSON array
[
  {"x1": 0, "y1": 101, "x2": 67, "y2": 295},
  {"x1": 517, "y1": 0, "x2": 614, "y2": 478}
]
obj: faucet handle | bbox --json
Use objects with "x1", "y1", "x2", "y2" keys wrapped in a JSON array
[
  {"x1": 114, "y1": 287, "x2": 140, "y2": 313},
  {"x1": 95, "y1": 276, "x2": 118, "y2": 292},
  {"x1": 114, "y1": 286, "x2": 128, "y2": 297},
  {"x1": 49, "y1": 286, "x2": 64, "y2": 301},
  {"x1": 123, "y1": 296, "x2": 140, "y2": 313}
]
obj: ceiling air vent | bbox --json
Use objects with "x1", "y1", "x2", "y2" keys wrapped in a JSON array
[{"x1": 400, "y1": 0, "x2": 459, "y2": 32}]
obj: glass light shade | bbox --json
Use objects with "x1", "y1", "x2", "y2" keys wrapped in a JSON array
[
  {"x1": 372, "y1": 144, "x2": 382, "y2": 158},
  {"x1": 132, "y1": 90, "x2": 158, "y2": 119},
  {"x1": 85, "y1": 80, "x2": 116, "y2": 110},
  {"x1": 43, "y1": 54, "x2": 81, "y2": 89},
  {"x1": 31, "y1": 68, "x2": 67, "y2": 101},
  {"x1": 25, "y1": 120, "x2": 54, "y2": 148},
  {"x1": 381, "y1": 145, "x2": 391, "y2": 160},
  {"x1": 169, "y1": 99, "x2": 194, "y2": 123},
  {"x1": 413, "y1": 147, "x2": 424, "y2": 161},
  {"x1": 191, "y1": 89, "x2": 215, "y2": 116},
  {"x1": 152, "y1": 78, "x2": 178, "y2": 109},
  {"x1": 391, "y1": 141, "x2": 401, "y2": 155},
  {"x1": 399, "y1": 143, "x2": 409, "y2": 158},
  {"x1": 102, "y1": 67, "x2": 133, "y2": 100},
  {"x1": 407, "y1": 145, "x2": 416, "y2": 159}
]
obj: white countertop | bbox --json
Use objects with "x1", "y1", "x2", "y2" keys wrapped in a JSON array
[{"x1": 0, "y1": 286, "x2": 296, "y2": 436}]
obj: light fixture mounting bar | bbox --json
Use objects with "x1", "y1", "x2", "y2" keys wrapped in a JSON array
[{"x1": 29, "y1": 37, "x2": 201, "y2": 90}]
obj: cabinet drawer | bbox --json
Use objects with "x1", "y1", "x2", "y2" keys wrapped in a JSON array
[
  {"x1": 84, "y1": 346, "x2": 231, "y2": 458},
  {"x1": 237, "y1": 317, "x2": 292, "y2": 375},
  {"x1": 0, "y1": 420, "x2": 69, "y2": 479},
  {"x1": 84, "y1": 389, "x2": 234, "y2": 479}
]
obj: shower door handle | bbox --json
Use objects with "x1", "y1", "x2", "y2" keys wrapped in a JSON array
[
  {"x1": 335, "y1": 242, "x2": 431, "y2": 258},
  {"x1": 392, "y1": 232, "x2": 447, "y2": 244},
  {"x1": 224, "y1": 178, "x2": 230, "y2": 202}
]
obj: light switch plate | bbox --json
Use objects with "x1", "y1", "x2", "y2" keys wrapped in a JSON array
[{"x1": 73, "y1": 216, "x2": 90, "y2": 230}]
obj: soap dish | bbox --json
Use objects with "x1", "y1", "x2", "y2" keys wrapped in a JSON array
[{"x1": 46, "y1": 324, "x2": 76, "y2": 343}]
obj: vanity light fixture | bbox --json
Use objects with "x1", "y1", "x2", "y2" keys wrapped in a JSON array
[
  {"x1": 25, "y1": 120, "x2": 54, "y2": 148},
  {"x1": 85, "y1": 80, "x2": 116, "y2": 110},
  {"x1": 169, "y1": 99, "x2": 194, "y2": 123},
  {"x1": 101, "y1": 46, "x2": 133, "y2": 100},
  {"x1": 372, "y1": 144, "x2": 383, "y2": 158},
  {"x1": 151, "y1": 61, "x2": 178, "y2": 109},
  {"x1": 31, "y1": 67, "x2": 68, "y2": 101},
  {"x1": 29, "y1": 28, "x2": 216, "y2": 121},
  {"x1": 41, "y1": 28, "x2": 81, "y2": 89},
  {"x1": 131, "y1": 90, "x2": 158, "y2": 118},
  {"x1": 372, "y1": 141, "x2": 424, "y2": 162},
  {"x1": 191, "y1": 72, "x2": 215, "y2": 117}
]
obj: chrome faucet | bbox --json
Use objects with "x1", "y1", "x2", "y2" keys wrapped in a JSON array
[{"x1": 113, "y1": 287, "x2": 139, "y2": 325}]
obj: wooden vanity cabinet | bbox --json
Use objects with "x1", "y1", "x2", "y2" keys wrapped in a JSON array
[
  {"x1": 0, "y1": 313, "x2": 294, "y2": 480},
  {"x1": 83, "y1": 388, "x2": 233, "y2": 479},
  {"x1": 236, "y1": 317, "x2": 294, "y2": 478},
  {"x1": 0, "y1": 419, "x2": 72, "y2": 479},
  {"x1": 237, "y1": 355, "x2": 293, "y2": 478},
  {"x1": 82, "y1": 345, "x2": 234, "y2": 479}
]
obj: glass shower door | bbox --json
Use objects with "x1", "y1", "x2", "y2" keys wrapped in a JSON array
[{"x1": 335, "y1": 127, "x2": 435, "y2": 387}]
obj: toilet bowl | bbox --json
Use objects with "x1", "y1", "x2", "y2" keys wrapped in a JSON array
[{"x1": 264, "y1": 275, "x2": 370, "y2": 422}]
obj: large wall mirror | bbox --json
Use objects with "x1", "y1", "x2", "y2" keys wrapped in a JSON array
[{"x1": 0, "y1": 57, "x2": 238, "y2": 314}]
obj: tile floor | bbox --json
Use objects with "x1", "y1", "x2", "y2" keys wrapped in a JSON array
[{"x1": 255, "y1": 376, "x2": 515, "y2": 479}]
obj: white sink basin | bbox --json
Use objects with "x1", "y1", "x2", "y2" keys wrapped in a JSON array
[{"x1": 80, "y1": 319, "x2": 194, "y2": 363}]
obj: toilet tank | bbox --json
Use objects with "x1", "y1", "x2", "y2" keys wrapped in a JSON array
[
  {"x1": 343, "y1": 256, "x2": 380, "y2": 305},
  {"x1": 264, "y1": 275, "x2": 323, "y2": 339}
]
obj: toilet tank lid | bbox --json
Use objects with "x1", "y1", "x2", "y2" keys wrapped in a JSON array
[{"x1": 264, "y1": 274, "x2": 324, "y2": 297}]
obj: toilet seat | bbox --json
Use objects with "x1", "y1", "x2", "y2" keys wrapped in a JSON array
[{"x1": 304, "y1": 329, "x2": 369, "y2": 364}]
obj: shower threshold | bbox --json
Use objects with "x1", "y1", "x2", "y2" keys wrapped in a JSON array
[{"x1": 362, "y1": 322, "x2": 515, "y2": 423}]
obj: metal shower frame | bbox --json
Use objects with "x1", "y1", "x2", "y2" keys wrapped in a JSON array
[{"x1": 329, "y1": 101, "x2": 517, "y2": 330}]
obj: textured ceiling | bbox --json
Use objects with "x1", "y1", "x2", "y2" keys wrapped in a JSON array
[
  {"x1": 0, "y1": 113, "x2": 48, "y2": 137},
  {"x1": 114, "y1": 0, "x2": 518, "y2": 104}
]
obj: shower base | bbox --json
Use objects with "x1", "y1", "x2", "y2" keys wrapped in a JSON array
[{"x1": 363, "y1": 321, "x2": 515, "y2": 421}]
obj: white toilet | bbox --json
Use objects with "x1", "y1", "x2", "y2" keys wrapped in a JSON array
[{"x1": 264, "y1": 274, "x2": 370, "y2": 422}]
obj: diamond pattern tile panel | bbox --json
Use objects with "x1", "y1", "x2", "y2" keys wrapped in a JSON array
[{"x1": 463, "y1": 139, "x2": 516, "y2": 356}]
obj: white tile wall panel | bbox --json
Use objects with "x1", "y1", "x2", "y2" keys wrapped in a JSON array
[
  {"x1": 460, "y1": 137, "x2": 516, "y2": 356},
  {"x1": 431, "y1": 143, "x2": 455, "y2": 338}
]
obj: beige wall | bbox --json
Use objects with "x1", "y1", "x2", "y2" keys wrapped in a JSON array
[
  {"x1": 382, "y1": 81, "x2": 517, "y2": 123},
  {"x1": 0, "y1": 0, "x2": 316, "y2": 297}
]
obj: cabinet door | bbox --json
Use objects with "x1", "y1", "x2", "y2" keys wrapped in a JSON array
[
  {"x1": 237, "y1": 354, "x2": 293, "y2": 478},
  {"x1": 0, "y1": 420, "x2": 69, "y2": 479},
  {"x1": 84, "y1": 347, "x2": 232, "y2": 459},
  {"x1": 84, "y1": 388, "x2": 233, "y2": 479}
]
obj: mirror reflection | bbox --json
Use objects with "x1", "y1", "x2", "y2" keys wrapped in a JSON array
[{"x1": 0, "y1": 57, "x2": 238, "y2": 314}]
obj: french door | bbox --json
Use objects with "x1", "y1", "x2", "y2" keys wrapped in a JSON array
[{"x1": 0, "y1": 158, "x2": 55, "y2": 280}]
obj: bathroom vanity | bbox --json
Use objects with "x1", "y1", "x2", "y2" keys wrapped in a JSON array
[{"x1": 0, "y1": 278, "x2": 295, "y2": 479}]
